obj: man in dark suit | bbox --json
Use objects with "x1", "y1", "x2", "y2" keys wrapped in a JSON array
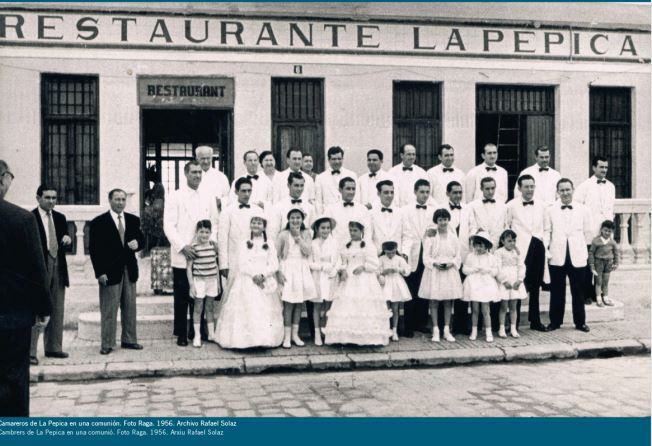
[
  {"x1": 30, "y1": 185, "x2": 71, "y2": 364},
  {"x1": 0, "y1": 160, "x2": 51, "y2": 416},
  {"x1": 89, "y1": 188, "x2": 145, "y2": 355}
]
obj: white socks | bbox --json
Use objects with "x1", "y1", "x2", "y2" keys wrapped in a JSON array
[
  {"x1": 391, "y1": 326, "x2": 399, "y2": 342},
  {"x1": 282, "y1": 326, "x2": 292, "y2": 348},
  {"x1": 498, "y1": 327, "x2": 507, "y2": 338},
  {"x1": 314, "y1": 327, "x2": 323, "y2": 346},
  {"x1": 470, "y1": 327, "x2": 477, "y2": 341},
  {"x1": 207, "y1": 322, "x2": 216, "y2": 342},
  {"x1": 443, "y1": 326, "x2": 455, "y2": 342},
  {"x1": 510, "y1": 325, "x2": 520, "y2": 338},
  {"x1": 485, "y1": 328, "x2": 494, "y2": 342},
  {"x1": 291, "y1": 324, "x2": 304, "y2": 347},
  {"x1": 193, "y1": 323, "x2": 201, "y2": 348},
  {"x1": 431, "y1": 328, "x2": 440, "y2": 343}
]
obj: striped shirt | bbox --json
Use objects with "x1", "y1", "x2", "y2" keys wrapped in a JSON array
[{"x1": 191, "y1": 242, "x2": 219, "y2": 277}]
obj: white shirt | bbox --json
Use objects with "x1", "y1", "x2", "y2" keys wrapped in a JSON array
[
  {"x1": 217, "y1": 201, "x2": 264, "y2": 271},
  {"x1": 370, "y1": 203, "x2": 404, "y2": 254},
  {"x1": 357, "y1": 169, "x2": 391, "y2": 210},
  {"x1": 445, "y1": 201, "x2": 470, "y2": 259},
  {"x1": 272, "y1": 168, "x2": 316, "y2": 204},
  {"x1": 575, "y1": 176, "x2": 616, "y2": 237},
  {"x1": 109, "y1": 209, "x2": 126, "y2": 233},
  {"x1": 427, "y1": 164, "x2": 466, "y2": 205},
  {"x1": 465, "y1": 162, "x2": 509, "y2": 203},
  {"x1": 325, "y1": 200, "x2": 371, "y2": 246},
  {"x1": 401, "y1": 202, "x2": 436, "y2": 272},
  {"x1": 228, "y1": 170, "x2": 273, "y2": 210},
  {"x1": 268, "y1": 196, "x2": 316, "y2": 240},
  {"x1": 38, "y1": 207, "x2": 55, "y2": 248},
  {"x1": 513, "y1": 164, "x2": 561, "y2": 206},
  {"x1": 198, "y1": 167, "x2": 231, "y2": 209},
  {"x1": 467, "y1": 197, "x2": 507, "y2": 248},
  {"x1": 388, "y1": 163, "x2": 429, "y2": 208},
  {"x1": 315, "y1": 166, "x2": 358, "y2": 214},
  {"x1": 164, "y1": 185, "x2": 219, "y2": 269},
  {"x1": 544, "y1": 201, "x2": 594, "y2": 267},
  {"x1": 505, "y1": 197, "x2": 545, "y2": 262}
]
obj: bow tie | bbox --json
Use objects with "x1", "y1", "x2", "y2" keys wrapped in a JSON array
[
  {"x1": 597, "y1": 179, "x2": 607, "y2": 184},
  {"x1": 331, "y1": 170, "x2": 340, "y2": 175},
  {"x1": 561, "y1": 205, "x2": 573, "y2": 210},
  {"x1": 402, "y1": 166, "x2": 413, "y2": 172},
  {"x1": 239, "y1": 203, "x2": 250, "y2": 209},
  {"x1": 442, "y1": 168, "x2": 454, "y2": 173},
  {"x1": 522, "y1": 201, "x2": 534, "y2": 206},
  {"x1": 449, "y1": 203, "x2": 461, "y2": 210},
  {"x1": 247, "y1": 174, "x2": 259, "y2": 180},
  {"x1": 343, "y1": 202, "x2": 354, "y2": 207},
  {"x1": 368, "y1": 172, "x2": 377, "y2": 178},
  {"x1": 538, "y1": 167, "x2": 549, "y2": 172},
  {"x1": 485, "y1": 166, "x2": 497, "y2": 172},
  {"x1": 482, "y1": 198, "x2": 496, "y2": 204},
  {"x1": 291, "y1": 199, "x2": 302, "y2": 204},
  {"x1": 381, "y1": 207, "x2": 393, "y2": 213},
  {"x1": 416, "y1": 204, "x2": 427, "y2": 210}
]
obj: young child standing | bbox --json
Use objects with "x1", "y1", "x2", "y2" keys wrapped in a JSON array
[
  {"x1": 276, "y1": 208, "x2": 317, "y2": 348},
  {"x1": 323, "y1": 221, "x2": 391, "y2": 346},
  {"x1": 309, "y1": 215, "x2": 339, "y2": 346},
  {"x1": 589, "y1": 220, "x2": 620, "y2": 307},
  {"x1": 378, "y1": 241, "x2": 411, "y2": 342},
  {"x1": 495, "y1": 229, "x2": 527, "y2": 338},
  {"x1": 462, "y1": 231, "x2": 499, "y2": 342},
  {"x1": 419, "y1": 209, "x2": 463, "y2": 343},
  {"x1": 186, "y1": 220, "x2": 220, "y2": 348}
]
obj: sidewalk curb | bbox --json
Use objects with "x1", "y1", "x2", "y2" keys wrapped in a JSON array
[{"x1": 30, "y1": 338, "x2": 650, "y2": 383}]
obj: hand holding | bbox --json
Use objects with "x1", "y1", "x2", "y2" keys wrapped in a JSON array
[
  {"x1": 383, "y1": 267, "x2": 397, "y2": 275},
  {"x1": 127, "y1": 239, "x2": 139, "y2": 251},
  {"x1": 252, "y1": 274, "x2": 266, "y2": 289},
  {"x1": 220, "y1": 268, "x2": 229, "y2": 279},
  {"x1": 98, "y1": 274, "x2": 109, "y2": 286},
  {"x1": 591, "y1": 269, "x2": 598, "y2": 277},
  {"x1": 61, "y1": 235, "x2": 72, "y2": 246},
  {"x1": 512, "y1": 280, "x2": 522, "y2": 290},
  {"x1": 181, "y1": 245, "x2": 197, "y2": 260},
  {"x1": 502, "y1": 281, "x2": 512, "y2": 290}
]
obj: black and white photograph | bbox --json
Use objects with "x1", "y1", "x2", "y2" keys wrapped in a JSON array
[{"x1": 0, "y1": 1, "x2": 650, "y2": 422}]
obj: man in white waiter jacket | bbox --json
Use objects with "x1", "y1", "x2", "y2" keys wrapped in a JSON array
[
  {"x1": 466, "y1": 143, "x2": 508, "y2": 203},
  {"x1": 196, "y1": 145, "x2": 230, "y2": 213},
  {"x1": 357, "y1": 149, "x2": 391, "y2": 211},
  {"x1": 544, "y1": 178, "x2": 594, "y2": 333},
  {"x1": 325, "y1": 177, "x2": 371, "y2": 246},
  {"x1": 268, "y1": 172, "x2": 316, "y2": 239},
  {"x1": 164, "y1": 160, "x2": 219, "y2": 347},
  {"x1": 513, "y1": 145, "x2": 560, "y2": 206},
  {"x1": 427, "y1": 144, "x2": 466, "y2": 205},
  {"x1": 467, "y1": 177, "x2": 507, "y2": 248},
  {"x1": 229, "y1": 150, "x2": 273, "y2": 210},
  {"x1": 370, "y1": 179, "x2": 403, "y2": 254},
  {"x1": 272, "y1": 148, "x2": 316, "y2": 204},
  {"x1": 388, "y1": 144, "x2": 429, "y2": 208},
  {"x1": 315, "y1": 146, "x2": 357, "y2": 214}
]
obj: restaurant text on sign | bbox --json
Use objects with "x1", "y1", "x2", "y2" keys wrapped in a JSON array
[{"x1": 137, "y1": 76, "x2": 235, "y2": 107}]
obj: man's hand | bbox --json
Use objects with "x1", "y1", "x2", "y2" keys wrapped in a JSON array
[
  {"x1": 98, "y1": 274, "x2": 109, "y2": 286},
  {"x1": 181, "y1": 245, "x2": 197, "y2": 260},
  {"x1": 611, "y1": 264, "x2": 618, "y2": 272},
  {"x1": 502, "y1": 281, "x2": 512, "y2": 290},
  {"x1": 35, "y1": 315, "x2": 50, "y2": 328},
  {"x1": 591, "y1": 268, "x2": 598, "y2": 277},
  {"x1": 127, "y1": 239, "x2": 139, "y2": 251},
  {"x1": 425, "y1": 228, "x2": 437, "y2": 238},
  {"x1": 220, "y1": 269, "x2": 229, "y2": 279},
  {"x1": 383, "y1": 267, "x2": 397, "y2": 275},
  {"x1": 252, "y1": 274, "x2": 266, "y2": 289},
  {"x1": 61, "y1": 235, "x2": 72, "y2": 246}
]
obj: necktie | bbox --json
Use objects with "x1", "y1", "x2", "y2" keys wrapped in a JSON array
[
  {"x1": 449, "y1": 203, "x2": 461, "y2": 210},
  {"x1": 331, "y1": 170, "x2": 340, "y2": 175},
  {"x1": 482, "y1": 198, "x2": 496, "y2": 204},
  {"x1": 485, "y1": 166, "x2": 497, "y2": 172},
  {"x1": 343, "y1": 202, "x2": 354, "y2": 207},
  {"x1": 117, "y1": 214, "x2": 125, "y2": 245},
  {"x1": 381, "y1": 207, "x2": 393, "y2": 213},
  {"x1": 291, "y1": 199, "x2": 302, "y2": 204},
  {"x1": 523, "y1": 201, "x2": 534, "y2": 206},
  {"x1": 247, "y1": 174, "x2": 259, "y2": 180},
  {"x1": 402, "y1": 166, "x2": 413, "y2": 172},
  {"x1": 416, "y1": 204, "x2": 426, "y2": 210},
  {"x1": 46, "y1": 211, "x2": 58, "y2": 258},
  {"x1": 561, "y1": 205, "x2": 573, "y2": 210},
  {"x1": 239, "y1": 203, "x2": 251, "y2": 209},
  {"x1": 539, "y1": 167, "x2": 549, "y2": 172},
  {"x1": 597, "y1": 179, "x2": 607, "y2": 184},
  {"x1": 443, "y1": 168, "x2": 454, "y2": 173},
  {"x1": 369, "y1": 172, "x2": 377, "y2": 178}
]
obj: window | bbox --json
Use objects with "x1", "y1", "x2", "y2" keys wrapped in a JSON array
[
  {"x1": 392, "y1": 81, "x2": 441, "y2": 169},
  {"x1": 272, "y1": 78, "x2": 324, "y2": 172},
  {"x1": 41, "y1": 74, "x2": 99, "y2": 204},
  {"x1": 590, "y1": 87, "x2": 631, "y2": 198}
]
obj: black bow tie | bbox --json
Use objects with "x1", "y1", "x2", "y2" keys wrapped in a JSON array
[
  {"x1": 449, "y1": 203, "x2": 461, "y2": 210},
  {"x1": 538, "y1": 167, "x2": 549, "y2": 172},
  {"x1": 597, "y1": 179, "x2": 607, "y2": 184},
  {"x1": 402, "y1": 166, "x2": 413, "y2": 172},
  {"x1": 291, "y1": 199, "x2": 302, "y2": 204},
  {"x1": 343, "y1": 202, "x2": 354, "y2": 207},
  {"x1": 485, "y1": 166, "x2": 497, "y2": 172},
  {"x1": 561, "y1": 205, "x2": 573, "y2": 210},
  {"x1": 523, "y1": 201, "x2": 534, "y2": 206},
  {"x1": 369, "y1": 172, "x2": 377, "y2": 178},
  {"x1": 482, "y1": 198, "x2": 496, "y2": 204},
  {"x1": 381, "y1": 207, "x2": 393, "y2": 213},
  {"x1": 442, "y1": 167, "x2": 454, "y2": 173},
  {"x1": 331, "y1": 170, "x2": 340, "y2": 175},
  {"x1": 247, "y1": 174, "x2": 259, "y2": 180},
  {"x1": 416, "y1": 204, "x2": 427, "y2": 210},
  {"x1": 239, "y1": 203, "x2": 250, "y2": 209}
]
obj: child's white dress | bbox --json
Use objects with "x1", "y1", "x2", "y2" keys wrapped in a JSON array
[
  {"x1": 419, "y1": 232, "x2": 464, "y2": 301},
  {"x1": 215, "y1": 238, "x2": 283, "y2": 349},
  {"x1": 462, "y1": 251, "x2": 500, "y2": 303},
  {"x1": 309, "y1": 236, "x2": 339, "y2": 302},
  {"x1": 495, "y1": 247, "x2": 527, "y2": 301},
  {"x1": 279, "y1": 234, "x2": 317, "y2": 303},
  {"x1": 379, "y1": 255, "x2": 411, "y2": 303},
  {"x1": 323, "y1": 240, "x2": 392, "y2": 346}
]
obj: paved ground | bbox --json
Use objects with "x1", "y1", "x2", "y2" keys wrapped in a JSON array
[{"x1": 30, "y1": 356, "x2": 650, "y2": 417}]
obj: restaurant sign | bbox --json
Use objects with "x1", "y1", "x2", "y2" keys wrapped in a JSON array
[{"x1": 138, "y1": 76, "x2": 235, "y2": 107}]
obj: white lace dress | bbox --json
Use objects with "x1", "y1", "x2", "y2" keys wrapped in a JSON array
[
  {"x1": 462, "y1": 251, "x2": 500, "y2": 303},
  {"x1": 379, "y1": 255, "x2": 411, "y2": 303},
  {"x1": 495, "y1": 247, "x2": 527, "y2": 301},
  {"x1": 419, "y1": 232, "x2": 464, "y2": 301},
  {"x1": 279, "y1": 236, "x2": 317, "y2": 303},
  {"x1": 309, "y1": 236, "x2": 339, "y2": 302}
]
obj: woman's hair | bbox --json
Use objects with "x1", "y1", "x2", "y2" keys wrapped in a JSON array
[
  {"x1": 247, "y1": 217, "x2": 269, "y2": 250},
  {"x1": 346, "y1": 221, "x2": 366, "y2": 249},
  {"x1": 195, "y1": 219, "x2": 212, "y2": 231},
  {"x1": 433, "y1": 208, "x2": 451, "y2": 223},
  {"x1": 312, "y1": 218, "x2": 332, "y2": 240},
  {"x1": 498, "y1": 229, "x2": 517, "y2": 248},
  {"x1": 285, "y1": 209, "x2": 306, "y2": 232}
]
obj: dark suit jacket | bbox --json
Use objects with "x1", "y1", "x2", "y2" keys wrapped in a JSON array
[
  {"x1": 31, "y1": 208, "x2": 70, "y2": 287},
  {"x1": 0, "y1": 199, "x2": 51, "y2": 328},
  {"x1": 89, "y1": 211, "x2": 144, "y2": 286}
]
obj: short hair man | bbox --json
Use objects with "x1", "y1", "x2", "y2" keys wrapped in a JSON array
[
  {"x1": 315, "y1": 146, "x2": 357, "y2": 214},
  {"x1": 370, "y1": 179, "x2": 403, "y2": 255},
  {"x1": 195, "y1": 145, "x2": 230, "y2": 212},
  {"x1": 229, "y1": 150, "x2": 273, "y2": 209},
  {"x1": 301, "y1": 153, "x2": 317, "y2": 181},
  {"x1": 272, "y1": 148, "x2": 316, "y2": 204},
  {"x1": 269, "y1": 172, "x2": 315, "y2": 238},
  {"x1": 325, "y1": 177, "x2": 370, "y2": 246},
  {"x1": 465, "y1": 143, "x2": 508, "y2": 203},
  {"x1": 427, "y1": 144, "x2": 466, "y2": 205},
  {"x1": 513, "y1": 145, "x2": 561, "y2": 205},
  {"x1": 388, "y1": 144, "x2": 429, "y2": 207},
  {"x1": 357, "y1": 149, "x2": 390, "y2": 210}
]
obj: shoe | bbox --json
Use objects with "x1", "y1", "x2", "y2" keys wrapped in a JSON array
[
  {"x1": 282, "y1": 326, "x2": 292, "y2": 349},
  {"x1": 30, "y1": 356, "x2": 38, "y2": 365},
  {"x1": 431, "y1": 332, "x2": 440, "y2": 342},
  {"x1": 193, "y1": 336, "x2": 201, "y2": 348},
  {"x1": 498, "y1": 328, "x2": 507, "y2": 338},
  {"x1": 121, "y1": 342, "x2": 143, "y2": 350},
  {"x1": 291, "y1": 324, "x2": 305, "y2": 347},
  {"x1": 314, "y1": 328, "x2": 323, "y2": 346},
  {"x1": 576, "y1": 324, "x2": 590, "y2": 333},
  {"x1": 596, "y1": 301, "x2": 604, "y2": 307},
  {"x1": 510, "y1": 327, "x2": 520, "y2": 338},
  {"x1": 45, "y1": 351, "x2": 69, "y2": 359},
  {"x1": 584, "y1": 298, "x2": 592, "y2": 305},
  {"x1": 546, "y1": 324, "x2": 560, "y2": 332},
  {"x1": 391, "y1": 332, "x2": 399, "y2": 342},
  {"x1": 100, "y1": 348, "x2": 112, "y2": 355},
  {"x1": 469, "y1": 328, "x2": 477, "y2": 341},
  {"x1": 443, "y1": 327, "x2": 455, "y2": 342},
  {"x1": 177, "y1": 337, "x2": 188, "y2": 347},
  {"x1": 603, "y1": 298, "x2": 615, "y2": 306},
  {"x1": 530, "y1": 323, "x2": 549, "y2": 332}
]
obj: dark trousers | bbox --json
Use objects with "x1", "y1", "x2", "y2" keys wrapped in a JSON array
[
  {"x1": 99, "y1": 267, "x2": 137, "y2": 350},
  {"x1": 172, "y1": 268, "x2": 207, "y2": 341},
  {"x1": 0, "y1": 327, "x2": 31, "y2": 416},
  {"x1": 403, "y1": 248, "x2": 429, "y2": 334},
  {"x1": 549, "y1": 247, "x2": 586, "y2": 328},
  {"x1": 524, "y1": 237, "x2": 546, "y2": 326},
  {"x1": 31, "y1": 255, "x2": 65, "y2": 356}
]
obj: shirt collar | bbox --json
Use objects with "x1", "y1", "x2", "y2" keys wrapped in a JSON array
[
  {"x1": 600, "y1": 236, "x2": 610, "y2": 244},
  {"x1": 38, "y1": 207, "x2": 51, "y2": 218},
  {"x1": 109, "y1": 209, "x2": 124, "y2": 220}
]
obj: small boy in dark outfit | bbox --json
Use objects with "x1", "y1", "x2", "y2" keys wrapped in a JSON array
[{"x1": 588, "y1": 220, "x2": 620, "y2": 307}]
